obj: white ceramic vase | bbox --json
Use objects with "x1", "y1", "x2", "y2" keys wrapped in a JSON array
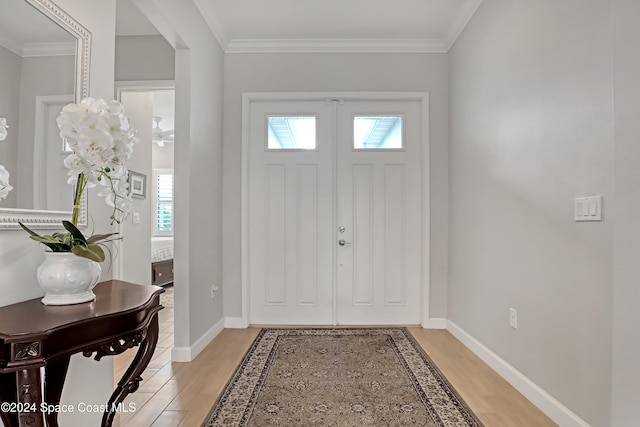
[{"x1": 37, "y1": 252, "x2": 101, "y2": 305}]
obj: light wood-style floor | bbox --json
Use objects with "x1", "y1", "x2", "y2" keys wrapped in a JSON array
[{"x1": 113, "y1": 291, "x2": 556, "y2": 427}]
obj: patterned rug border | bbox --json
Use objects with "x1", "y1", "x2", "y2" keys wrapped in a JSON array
[{"x1": 202, "y1": 328, "x2": 483, "y2": 427}]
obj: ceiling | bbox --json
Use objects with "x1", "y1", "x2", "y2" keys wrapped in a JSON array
[{"x1": 118, "y1": 0, "x2": 483, "y2": 53}]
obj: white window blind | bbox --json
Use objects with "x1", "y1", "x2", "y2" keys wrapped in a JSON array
[{"x1": 154, "y1": 169, "x2": 173, "y2": 235}]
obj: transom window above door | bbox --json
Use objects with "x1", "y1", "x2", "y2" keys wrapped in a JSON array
[
  {"x1": 267, "y1": 115, "x2": 317, "y2": 150},
  {"x1": 353, "y1": 115, "x2": 403, "y2": 149}
]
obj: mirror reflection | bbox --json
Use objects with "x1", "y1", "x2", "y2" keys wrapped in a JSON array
[{"x1": 0, "y1": 0, "x2": 77, "y2": 212}]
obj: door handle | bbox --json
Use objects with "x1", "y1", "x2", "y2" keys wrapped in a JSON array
[{"x1": 338, "y1": 239, "x2": 352, "y2": 246}]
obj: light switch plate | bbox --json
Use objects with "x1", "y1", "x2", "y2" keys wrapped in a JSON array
[{"x1": 575, "y1": 196, "x2": 602, "y2": 221}]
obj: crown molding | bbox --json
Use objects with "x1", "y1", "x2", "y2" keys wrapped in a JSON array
[
  {"x1": 21, "y1": 41, "x2": 76, "y2": 57},
  {"x1": 194, "y1": 0, "x2": 483, "y2": 54},
  {"x1": 193, "y1": 0, "x2": 229, "y2": 51},
  {"x1": 0, "y1": 40, "x2": 75, "y2": 57},
  {"x1": 225, "y1": 38, "x2": 447, "y2": 54},
  {"x1": 441, "y1": 0, "x2": 484, "y2": 51}
]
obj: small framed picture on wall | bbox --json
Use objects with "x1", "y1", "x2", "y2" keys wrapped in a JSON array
[{"x1": 129, "y1": 170, "x2": 146, "y2": 199}]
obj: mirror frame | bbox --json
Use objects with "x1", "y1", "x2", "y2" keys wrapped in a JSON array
[{"x1": 0, "y1": 0, "x2": 91, "y2": 229}]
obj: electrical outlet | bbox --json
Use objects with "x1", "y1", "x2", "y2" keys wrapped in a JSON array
[
  {"x1": 210, "y1": 284, "x2": 219, "y2": 299},
  {"x1": 509, "y1": 308, "x2": 518, "y2": 329}
]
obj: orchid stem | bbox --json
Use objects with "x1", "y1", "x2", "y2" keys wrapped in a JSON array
[{"x1": 72, "y1": 173, "x2": 85, "y2": 226}]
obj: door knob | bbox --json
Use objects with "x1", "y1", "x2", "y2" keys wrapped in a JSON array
[{"x1": 338, "y1": 239, "x2": 352, "y2": 246}]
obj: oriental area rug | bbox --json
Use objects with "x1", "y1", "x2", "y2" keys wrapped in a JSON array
[{"x1": 202, "y1": 328, "x2": 483, "y2": 427}]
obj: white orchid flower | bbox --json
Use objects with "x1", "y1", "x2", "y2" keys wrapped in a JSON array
[
  {"x1": 0, "y1": 117, "x2": 8, "y2": 141},
  {"x1": 57, "y1": 98, "x2": 137, "y2": 224},
  {"x1": 0, "y1": 164, "x2": 13, "y2": 200}
]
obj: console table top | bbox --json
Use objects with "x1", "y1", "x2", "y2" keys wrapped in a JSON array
[{"x1": 0, "y1": 280, "x2": 163, "y2": 339}]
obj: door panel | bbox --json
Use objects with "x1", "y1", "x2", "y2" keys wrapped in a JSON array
[
  {"x1": 249, "y1": 101, "x2": 334, "y2": 325},
  {"x1": 336, "y1": 100, "x2": 422, "y2": 325}
]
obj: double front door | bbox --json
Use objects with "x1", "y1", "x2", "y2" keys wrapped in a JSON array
[{"x1": 248, "y1": 97, "x2": 424, "y2": 325}]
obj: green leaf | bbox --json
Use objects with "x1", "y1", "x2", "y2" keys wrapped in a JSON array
[
  {"x1": 18, "y1": 222, "x2": 41, "y2": 237},
  {"x1": 71, "y1": 244, "x2": 106, "y2": 262},
  {"x1": 87, "y1": 232, "x2": 119, "y2": 244},
  {"x1": 27, "y1": 236, "x2": 69, "y2": 252},
  {"x1": 62, "y1": 220, "x2": 87, "y2": 244}
]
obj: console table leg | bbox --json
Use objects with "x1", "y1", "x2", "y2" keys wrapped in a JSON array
[
  {"x1": 16, "y1": 369, "x2": 44, "y2": 427},
  {"x1": 0, "y1": 373, "x2": 18, "y2": 427},
  {"x1": 101, "y1": 315, "x2": 160, "y2": 427},
  {"x1": 43, "y1": 356, "x2": 71, "y2": 427}
]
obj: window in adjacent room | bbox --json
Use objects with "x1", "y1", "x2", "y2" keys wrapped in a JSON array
[{"x1": 154, "y1": 168, "x2": 173, "y2": 235}]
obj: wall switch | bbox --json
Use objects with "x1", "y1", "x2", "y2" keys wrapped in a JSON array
[
  {"x1": 210, "y1": 284, "x2": 219, "y2": 299},
  {"x1": 575, "y1": 196, "x2": 602, "y2": 221},
  {"x1": 509, "y1": 308, "x2": 518, "y2": 329}
]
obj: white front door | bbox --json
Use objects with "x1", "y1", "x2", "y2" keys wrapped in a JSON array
[{"x1": 248, "y1": 96, "x2": 424, "y2": 325}]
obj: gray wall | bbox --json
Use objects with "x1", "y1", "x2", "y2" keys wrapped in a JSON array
[
  {"x1": 115, "y1": 35, "x2": 175, "y2": 81},
  {"x1": 119, "y1": 91, "x2": 154, "y2": 286},
  {"x1": 448, "y1": 0, "x2": 613, "y2": 425},
  {"x1": 611, "y1": 0, "x2": 640, "y2": 424},
  {"x1": 221, "y1": 52, "x2": 450, "y2": 321}
]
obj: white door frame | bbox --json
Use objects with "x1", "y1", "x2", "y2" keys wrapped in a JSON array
[
  {"x1": 241, "y1": 91, "x2": 431, "y2": 327},
  {"x1": 113, "y1": 80, "x2": 175, "y2": 281}
]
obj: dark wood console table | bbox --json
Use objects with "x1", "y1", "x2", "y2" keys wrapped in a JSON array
[{"x1": 0, "y1": 280, "x2": 164, "y2": 427}]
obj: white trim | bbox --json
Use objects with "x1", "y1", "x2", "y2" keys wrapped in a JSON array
[
  {"x1": 171, "y1": 317, "x2": 225, "y2": 362},
  {"x1": 33, "y1": 94, "x2": 73, "y2": 209},
  {"x1": 422, "y1": 318, "x2": 447, "y2": 329},
  {"x1": 192, "y1": 0, "x2": 229, "y2": 51},
  {"x1": 241, "y1": 94, "x2": 252, "y2": 328},
  {"x1": 114, "y1": 80, "x2": 176, "y2": 100},
  {"x1": 113, "y1": 80, "x2": 176, "y2": 282},
  {"x1": 446, "y1": 320, "x2": 591, "y2": 427},
  {"x1": 190, "y1": 0, "x2": 483, "y2": 54},
  {"x1": 225, "y1": 317, "x2": 249, "y2": 329},
  {"x1": 0, "y1": 208, "x2": 76, "y2": 230},
  {"x1": 441, "y1": 0, "x2": 484, "y2": 51},
  {"x1": 241, "y1": 91, "x2": 430, "y2": 327},
  {"x1": 419, "y1": 95, "x2": 431, "y2": 328},
  {"x1": 21, "y1": 42, "x2": 76, "y2": 57},
  {"x1": 170, "y1": 345, "x2": 191, "y2": 362},
  {"x1": 226, "y1": 38, "x2": 446, "y2": 54},
  {"x1": 25, "y1": 0, "x2": 91, "y2": 100}
]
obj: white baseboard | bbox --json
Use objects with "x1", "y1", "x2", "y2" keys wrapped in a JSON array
[
  {"x1": 171, "y1": 346, "x2": 191, "y2": 362},
  {"x1": 171, "y1": 317, "x2": 225, "y2": 362},
  {"x1": 422, "y1": 317, "x2": 447, "y2": 329},
  {"x1": 446, "y1": 320, "x2": 590, "y2": 427},
  {"x1": 225, "y1": 317, "x2": 248, "y2": 328}
]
